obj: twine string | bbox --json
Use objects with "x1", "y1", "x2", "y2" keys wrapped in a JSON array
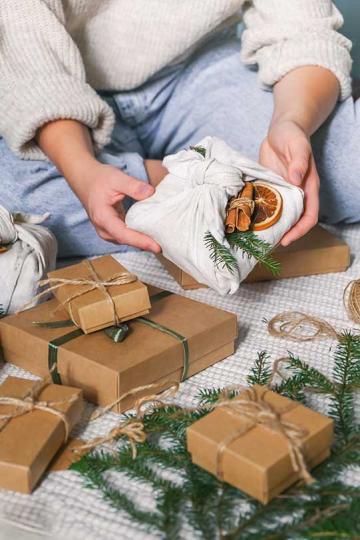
[
  {"x1": 213, "y1": 387, "x2": 314, "y2": 485},
  {"x1": 344, "y1": 279, "x2": 360, "y2": 324},
  {"x1": 21, "y1": 259, "x2": 137, "y2": 327},
  {"x1": 75, "y1": 421, "x2": 146, "y2": 459},
  {"x1": 0, "y1": 371, "x2": 76, "y2": 442},
  {"x1": 74, "y1": 382, "x2": 180, "y2": 457},
  {"x1": 267, "y1": 311, "x2": 339, "y2": 342},
  {"x1": 228, "y1": 197, "x2": 255, "y2": 214}
]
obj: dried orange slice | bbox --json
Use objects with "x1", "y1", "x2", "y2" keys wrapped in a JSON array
[{"x1": 251, "y1": 181, "x2": 283, "y2": 231}]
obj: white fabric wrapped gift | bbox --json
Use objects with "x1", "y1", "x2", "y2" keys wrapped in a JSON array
[
  {"x1": 126, "y1": 137, "x2": 304, "y2": 295},
  {"x1": 0, "y1": 206, "x2": 57, "y2": 314}
]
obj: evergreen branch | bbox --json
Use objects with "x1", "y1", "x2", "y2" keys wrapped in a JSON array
[
  {"x1": 0, "y1": 305, "x2": 6, "y2": 319},
  {"x1": 227, "y1": 231, "x2": 281, "y2": 276},
  {"x1": 72, "y1": 342, "x2": 360, "y2": 539},
  {"x1": 197, "y1": 387, "x2": 239, "y2": 405},
  {"x1": 330, "y1": 332, "x2": 360, "y2": 441},
  {"x1": 247, "y1": 351, "x2": 272, "y2": 386},
  {"x1": 190, "y1": 145, "x2": 206, "y2": 158},
  {"x1": 204, "y1": 232, "x2": 238, "y2": 275}
]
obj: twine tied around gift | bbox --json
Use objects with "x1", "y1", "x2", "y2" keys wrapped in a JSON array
[
  {"x1": 23, "y1": 259, "x2": 137, "y2": 327},
  {"x1": 228, "y1": 197, "x2": 255, "y2": 215},
  {"x1": 0, "y1": 371, "x2": 76, "y2": 442},
  {"x1": 213, "y1": 386, "x2": 315, "y2": 485},
  {"x1": 344, "y1": 279, "x2": 360, "y2": 325},
  {"x1": 74, "y1": 382, "x2": 180, "y2": 458},
  {"x1": 267, "y1": 311, "x2": 339, "y2": 342}
]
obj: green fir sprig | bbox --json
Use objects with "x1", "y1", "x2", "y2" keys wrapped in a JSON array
[
  {"x1": 204, "y1": 231, "x2": 281, "y2": 277},
  {"x1": 227, "y1": 231, "x2": 281, "y2": 276},
  {"x1": 72, "y1": 333, "x2": 360, "y2": 539},
  {"x1": 204, "y1": 232, "x2": 238, "y2": 275},
  {"x1": 190, "y1": 145, "x2": 207, "y2": 158}
]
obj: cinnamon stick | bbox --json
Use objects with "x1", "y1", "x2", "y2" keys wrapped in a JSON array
[{"x1": 225, "y1": 182, "x2": 255, "y2": 233}]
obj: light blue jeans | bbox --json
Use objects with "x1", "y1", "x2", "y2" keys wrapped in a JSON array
[{"x1": 0, "y1": 30, "x2": 359, "y2": 258}]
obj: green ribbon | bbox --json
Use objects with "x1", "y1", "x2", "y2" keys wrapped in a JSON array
[
  {"x1": 36, "y1": 289, "x2": 189, "y2": 384},
  {"x1": 48, "y1": 328, "x2": 84, "y2": 384},
  {"x1": 136, "y1": 317, "x2": 189, "y2": 381}
]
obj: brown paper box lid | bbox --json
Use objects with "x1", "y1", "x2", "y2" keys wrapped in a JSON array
[
  {"x1": 0, "y1": 377, "x2": 83, "y2": 493},
  {"x1": 0, "y1": 293, "x2": 238, "y2": 404},
  {"x1": 187, "y1": 386, "x2": 333, "y2": 502},
  {"x1": 48, "y1": 256, "x2": 151, "y2": 333}
]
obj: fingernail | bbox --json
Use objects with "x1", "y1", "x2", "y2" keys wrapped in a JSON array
[{"x1": 141, "y1": 184, "x2": 154, "y2": 195}]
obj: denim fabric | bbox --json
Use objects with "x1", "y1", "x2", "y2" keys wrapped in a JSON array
[{"x1": 0, "y1": 31, "x2": 359, "y2": 257}]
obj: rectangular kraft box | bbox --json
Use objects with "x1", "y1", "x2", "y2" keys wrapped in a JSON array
[
  {"x1": 0, "y1": 377, "x2": 83, "y2": 493},
  {"x1": 158, "y1": 226, "x2": 350, "y2": 290},
  {"x1": 0, "y1": 290, "x2": 238, "y2": 413},
  {"x1": 187, "y1": 385, "x2": 333, "y2": 504},
  {"x1": 48, "y1": 255, "x2": 151, "y2": 334}
]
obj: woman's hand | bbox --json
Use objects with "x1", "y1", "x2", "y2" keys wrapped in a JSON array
[
  {"x1": 76, "y1": 161, "x2": 161, "y2": 253},
  {"x1": 260, "y1": 118, "x2": 320, "y2": 246},
  {"x1": 37, "y1": 119, "x2": 161, "y2": 252}
]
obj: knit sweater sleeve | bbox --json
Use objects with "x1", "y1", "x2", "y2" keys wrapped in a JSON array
[
  {"x1": 240, "y1": 0, "x2": 353, "y2": 101},
  {"x1": 0, "y1": 0, "x2": 115, "y2": 160}
]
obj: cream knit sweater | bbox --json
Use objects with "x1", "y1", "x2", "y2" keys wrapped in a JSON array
[{"x1": 0, "y1": 0, "x2": 352, "y2": 160}]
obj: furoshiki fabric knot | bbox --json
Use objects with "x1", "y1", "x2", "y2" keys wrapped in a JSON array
[{"x1": 188, "y1": 158, "x2": 242, "y2": 188}]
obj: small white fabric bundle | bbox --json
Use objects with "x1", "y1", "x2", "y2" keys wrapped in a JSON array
[
  {"x1": 126, "y1": 137, "x2": 304, "y2": 295},
  {"x1": 0, "y1": 206, "x2": 57, "y2": 314}
]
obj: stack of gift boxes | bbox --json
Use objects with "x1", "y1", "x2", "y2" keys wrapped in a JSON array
[{"x1": 0, "y1": 254, "x2": 334, "y2": 502}]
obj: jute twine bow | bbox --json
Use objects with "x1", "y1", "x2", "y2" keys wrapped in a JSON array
[
  {"x1": 344, "y1": 279, "x2": 360, "y2": 325},
  {"x1": 213, "y1": 386, "x2": 314, "y2": 485},
  {"x1": 74, "y1": 382, "x2": 180, "y2": 458},
  {"x1": 228, "y1": 197, "x2": 255, "y2": 215},
  {"x1": 267, "y1": 311, "x2": 339, "y2": 342},
  {"x1": 25, "y1": 259, "x2": 137, "y2": 327},
  {"x1": 0, "y1": 371, "x2": 76, "y2": 442}
]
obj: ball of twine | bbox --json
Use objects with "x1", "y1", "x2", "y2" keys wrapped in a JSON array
[{"x1": 343, "y1": 279, "x2": 360, "y2": 324}]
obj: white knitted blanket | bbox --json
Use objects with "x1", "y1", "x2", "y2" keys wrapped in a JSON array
[{"x1": 0, "y1": 223, "x2": 359, "y2": 540}]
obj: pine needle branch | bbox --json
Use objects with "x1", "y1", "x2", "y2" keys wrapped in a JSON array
[
  {"x1": 227, "y1": 231, "x2": 281, "y2": 276},
  {"x1": 247, "y1": 351, "x2": 272, "y2": 386},
  {"x1": 190, "y1": 145, "x2": 206, "y2": 158},
  {"x1": 330, "y1": 331, "x2": 360, "y2": 441},
  {"x1": 204, "y1": 231, "x2": 281, "y2": 278},
  {"x1": 204, "y1": 232, "x2": 238, "y2": 275},
  {"x1": 72, "y1": 342, "x2": 360, "y2": 539}
]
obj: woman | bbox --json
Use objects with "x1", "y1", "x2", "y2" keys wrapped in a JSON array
[{"x1": 0, "y1": 1, "x2": 355, "y2": 258}]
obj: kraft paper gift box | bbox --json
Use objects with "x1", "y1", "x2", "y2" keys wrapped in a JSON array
[
  {"x1": 0, "y1": 289, "x2": 238, "y2": 413},
  {"x1": 187, "y1": 385, "x2": 333, "y2": 504},
  {"x1": 158, "y1": 226, "x2": 350, "y2": 290},
  {"x1": 47, "y1": 255, "x2": 151, "y2": 334},
  {"x1": 0, "y1": 377, "x2": 83, "y2": 493}
]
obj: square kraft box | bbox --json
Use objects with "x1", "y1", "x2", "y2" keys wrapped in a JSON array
[
  {"x1": 187, "y1": 386, "x2": 333, "y2": 504},
  {"x1": 48, "y1": 255, "x2": 151, "y2": 334},
  {"x1": 0, "y1": 377, "x2": 83, "y2": 493}
]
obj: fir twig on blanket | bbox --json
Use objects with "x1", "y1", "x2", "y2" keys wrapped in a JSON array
[{"x1": 72, "y1": 333, "x2": 360, "y2": 539}]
